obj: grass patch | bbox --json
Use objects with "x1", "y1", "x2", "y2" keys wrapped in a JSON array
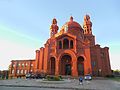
[
  {"x1": 107, "y1": 77, "x2": 120, "y2": 82},
  {"x1": 46, "y1": 75, "x2": 63, "y2": 81}
]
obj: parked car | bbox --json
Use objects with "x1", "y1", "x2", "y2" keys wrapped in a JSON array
[
  {"x1": 84, "y1": 74, "x2": 92, "y2": 80},
  {"x1": 26, "y1": 72, "x2": 47, "y2": 79},
  {"x1": 26, "y1": 73, "x2": 35, "y2": 79},
  {"x1": 35, "y1": 72, "x2": 46, "y2": 79},
  {"x1": 26, "y1": 73, "x2": 31, "y2": 79}
]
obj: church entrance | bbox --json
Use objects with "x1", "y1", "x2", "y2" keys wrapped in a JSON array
[
  {"x1": 60, "y1": 55, "x2": 72, "y2": 75},
  {"x1": 50, "y1": 57, "x2": 55, "y2": 75},
  {"x1": 77, "y1": 56, "x2": 84, "y2": 76},
  {"x1": 65, "y1": 64, "x2": 71, "y2": 75}
]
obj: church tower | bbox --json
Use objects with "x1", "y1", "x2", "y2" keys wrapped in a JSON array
[
  {"x1": 50, "y1": 18, "x2": 59, "y2": 37},
  {"x1": 83, "y1": 15, "x2": 95, "y2": 46},
  {"x1": 83, "y1": 15, "x2": 92, "y2": 34}
]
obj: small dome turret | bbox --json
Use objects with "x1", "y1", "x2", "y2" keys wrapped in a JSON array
[
  {"x1": 50, "y1": 18, "x2": 59, "y2": 37},
  {"x1": 83, "y1": 14, "x2": 92, "y2": 34}
]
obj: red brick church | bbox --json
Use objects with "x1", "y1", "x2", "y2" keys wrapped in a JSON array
[{"x1": 9, "y1": 15, "x2": 111, "y2": 78}]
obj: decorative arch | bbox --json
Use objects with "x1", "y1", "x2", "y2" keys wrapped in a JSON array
[
  {"x1": 58, "y1": 50, "x2": 77, "y2": 62},
  {"x1": 58, "y1": 50, "x2": 77, "y2": 76},
  {"x1": 77, "y1": 56, "x2": 85, "y2": 76},
  {"x1": 60, "y1": 54, "x2": 72, "y2": 75},
  {"x1": 49, "y1": 57, "x2": 56, "y2": 75}
]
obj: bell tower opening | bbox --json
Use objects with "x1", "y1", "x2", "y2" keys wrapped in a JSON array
[{"x1": 63, "y1": 39, "x2": 69, "y2": 49}]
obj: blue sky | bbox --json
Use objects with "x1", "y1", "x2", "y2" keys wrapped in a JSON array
[{"x1": 0, "y1": 0, "x2": 120, "y2": 70}]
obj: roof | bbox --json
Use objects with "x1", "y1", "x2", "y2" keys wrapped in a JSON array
[{"x1": 11, "y1": 59, "x2": 35, "y2": 62}]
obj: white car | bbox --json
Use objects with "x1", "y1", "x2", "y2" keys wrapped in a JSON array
[{"x1": 84, "y1": 74, "x2": 92, "y2": 80}]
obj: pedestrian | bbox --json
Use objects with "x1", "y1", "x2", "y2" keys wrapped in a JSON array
[{"x1": 79, "y1": 76, "x2": 83, "y2": 85}]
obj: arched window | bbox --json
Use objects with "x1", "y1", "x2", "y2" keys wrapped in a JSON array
[
  {"x1": 77, "y1": 56, "x2": 84, "y2": 75},
  {"x1": 24, "y1": 70, "x2": 27, "y2": 74},
  {"x1": 21, "y1": 70, "x2": 23, "y2": 74},
  {"x1": 63, "y1": 38, "x2": 69, "y2": 49},
  {"x1": 50, "y1": 57, "x2": 55, "y2": 75},
  {"x1": 70, "y1": 40, "x2": 73, "y2": 49},
  {"x1": 12, "y1": 70, "x2": 14, "y2": 74},
  {"x1": 17, "y1": 70, "x2": 20, "y2": 74},
  {"x1": 59, "y1": 41, "x2": 62, "y2": 49}
]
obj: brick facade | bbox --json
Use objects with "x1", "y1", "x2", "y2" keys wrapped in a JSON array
[
  {"x1": 9, "y1": 60, "x2": 35, "y2": 78},
  {"x1": 9, "y1": 15, "x2": 111, "y2": 78}
]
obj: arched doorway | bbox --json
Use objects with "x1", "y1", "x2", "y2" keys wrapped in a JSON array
[
  {"x1": 77, "y1": 56, "x2": 84, "y2": 76},
  {"x1": 50, "y1": 57, "x2": 55, "y2": 75},
  {"x1": 60, "y1": 55, "x2": 72, "y2": 75}
]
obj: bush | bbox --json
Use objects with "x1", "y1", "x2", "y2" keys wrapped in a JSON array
[
  {"x1": 46, "y1": 75, "x2": 62, "y2": 81},
  {"x1": 58, "y1": 75, "x2": 62, "y2": 79},
  {"x1": 54, "y1": 76, "x2": 60, "y2": 81},
  {"x1": 46, "y1": 75, "x2": 51, "y2": 80},
  {"x1": 105, "y1": 75, "x2": 115, "y2": 78}
]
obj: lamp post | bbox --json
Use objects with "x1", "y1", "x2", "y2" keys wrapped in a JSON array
[{"x1": 99, "y1": 69, "x2": 101, "y2": 76}]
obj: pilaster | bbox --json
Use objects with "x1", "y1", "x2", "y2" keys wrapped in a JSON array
[
  {"x1": 55, "y1": 59, "x2": 59, "y2": 75},
  {"x1": 72, "y1": 59, "x2": 78, "y2": 77}
]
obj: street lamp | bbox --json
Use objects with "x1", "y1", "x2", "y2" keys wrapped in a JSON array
[{"x1": 99, "y1": 69, "x2": 101, "y2": 76}]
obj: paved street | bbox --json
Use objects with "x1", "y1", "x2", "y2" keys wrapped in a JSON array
[
  {"x1": 0, "y1": 78, "x2": 120, "y2": 90},
  {"x1": 0, "y1": 86, "x2": 70, "y2": 90}
]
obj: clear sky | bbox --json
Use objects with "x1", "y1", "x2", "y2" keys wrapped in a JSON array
[{"x1": 0, "y1": 0, "x2": 120, "y2": 70}]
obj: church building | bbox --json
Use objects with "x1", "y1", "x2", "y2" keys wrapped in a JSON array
[{"x1": 9, "y1": 15, "x2": 111, "y2": 78}]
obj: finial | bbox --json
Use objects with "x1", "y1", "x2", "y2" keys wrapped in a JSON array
[
  {"x1": 84, "y1": 14, "x2": 90, "y2": 20},
  {"x1": 52, "y1": 18, "x2": 57, "y2": 24},
  {"x1": 70, "y1": 16, "x2": 73, "y2": 21}
]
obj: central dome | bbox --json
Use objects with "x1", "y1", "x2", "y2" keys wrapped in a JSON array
[
  {"x1": 61, "y1": 16, "x2": 82, "y2": 30},
  {"x1": 59, "y1": 16, "x2": 84, "y2": 40}
]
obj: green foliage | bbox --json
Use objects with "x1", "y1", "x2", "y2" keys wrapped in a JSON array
[
  {"x1": 46, "y1": 75, "x2": 62, "y2": 81},
  {"x1": 114, "y1": 69, "x2": 120, "y2": 72},
  {"x1": 107, "y1": 77, "x2": 120, "y2": 82},
  {"x1": 54, "y1": 76, "x2": 60, "y2": 81},
  {"x1": 46, "y1": 75, "x2": 51, "y2": 80},
  {"x1": 58, "y1": 75, "x2": 62, "y2": 79},
  {"x1": 105, "y1": 75, "x2": 115, "y2": 78}
]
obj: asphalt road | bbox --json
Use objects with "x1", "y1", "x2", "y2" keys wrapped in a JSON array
[
  {"x1": 0, "y1": 86, "x2": 70, "y2": 90},
  {"x1": 0, "y1": 78, "x2": 120, "y2": 90}
]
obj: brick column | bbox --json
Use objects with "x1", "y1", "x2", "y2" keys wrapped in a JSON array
[
  {"x1": 84, "y1": 46, "x2": 92, "y2": 75},
  {"x1": 104, "y1": 47, "x2": 111, "y2": 75},
  {"x1": 43, "y1": 43, "x2": 49, "y2": 73},
  {"x1": 55, "y1": 59, "x2": 59, "y2": 75},
  {"x1": 35, "y1": 50, "x2": 40, "y2": 72},
  {"x1": 72, "y1": 59, "x2": 78, "y2": 77},
  {"x1": 39, "y1": 47, "x2": 44, "y2": 72}
]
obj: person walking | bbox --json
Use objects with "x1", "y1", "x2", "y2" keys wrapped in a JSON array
[{"x1": 79, "y1": 76, "x2": 83, "y2": 85}]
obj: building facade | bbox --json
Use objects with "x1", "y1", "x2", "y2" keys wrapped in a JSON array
[
  {"x1": 0, "y1": 70, "x2": 9, "y2": 79},
  {"x1": 9, "y1": 60, "x2": 35, "y2": 78},
  {"x1": 9, "y1": 15, "x2": 111, "y2": 78}
]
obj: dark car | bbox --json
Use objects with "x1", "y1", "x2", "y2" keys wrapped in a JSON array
[
  {"x1": 35, "y1": 72, "x2": 46, "y2": 79},
  {"x1": 26, "y1": 72, "x2": 46, "y2": 79},
  {"x1": 26, "y1": 73, "x2": 31, "y2": 79},
  {"x1": 26, "y1": 73, "x2": 35, "y2": 79}
]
